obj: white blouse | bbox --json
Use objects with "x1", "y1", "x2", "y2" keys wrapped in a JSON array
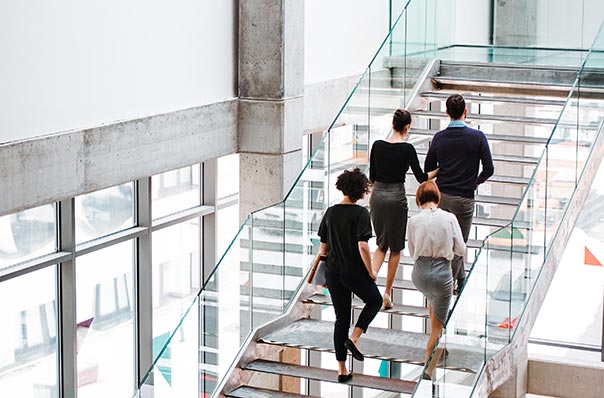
[{"x1": 407, "y1": 208, "x2": 466, "y2": 261}]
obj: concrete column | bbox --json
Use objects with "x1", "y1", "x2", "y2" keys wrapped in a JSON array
[
  {"x1": 238, "y1": 0, "x2": 304, "y2": 220},
  {"x1": 493, "y1": 0, "x2": 538, "y2": 47}
]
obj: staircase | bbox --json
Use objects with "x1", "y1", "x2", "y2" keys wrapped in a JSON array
[{"x1": 219, "y1": 60, "x2": 604, "y2": 398}]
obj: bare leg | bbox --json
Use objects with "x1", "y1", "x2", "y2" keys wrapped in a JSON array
[
  {"x1": 372, "y1": 247, "x2": 387, "y2": 275},
  {"x1": 384, "y1": 250, "x2": 401, "y2": 299},
  {"x1": 338, "y1": 361, "x2": 348, "y2": 376},
  {"x1": 425, "y1": 305, "x2": 444, "y2": 365},
  {"x1": 349, "y1": 326, "x2": 364, "y2": 346}
]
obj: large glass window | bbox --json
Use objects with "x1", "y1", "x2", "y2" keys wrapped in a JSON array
[
  {"x1": 217, "y1": 154, "x2": 239, "y2": 200},
  {"x1": 75, "y1": 183, "x2": 135, "y2": 244},
  {"x1": 0, "y1": 266, "x2": 58, "y2": 398},
  {"x1": 76, "y1": 241, "x2": 134, "y2": 397},
  {"x1": 152, "y1": 164, "x2": 201, "y2": 220},
  {"x1": 152, "y1": 219, "x2": 201, "y2": 350},
  {"x1": 0, "y1": 204, "x2": 56, "y2": 271}
]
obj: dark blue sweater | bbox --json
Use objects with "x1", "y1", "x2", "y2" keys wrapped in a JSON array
[{"x1": 424, "y1": 125, "x2": 494, "y2": 198}]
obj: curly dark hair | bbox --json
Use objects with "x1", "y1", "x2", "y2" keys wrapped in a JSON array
[
  {"x1": 446, "y1": 94, "x2": 466, "y2": 120},
  {"x1": 335, "y1": 168, "x2": 370, "y2": 202}
]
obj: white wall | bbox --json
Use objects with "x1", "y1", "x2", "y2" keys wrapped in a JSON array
[
  {"x1": 304, "y1": 0, "x2": 390, "y2": 84},
  {"x1": 0, "y1": 1, "x2": 237, "y2": 144},
  {"x1": 535, "y1": 0, "x2": 603, "y2": 49},
  {"x1": 453, "y1": 0, "x2": 492, "y2": 45}
]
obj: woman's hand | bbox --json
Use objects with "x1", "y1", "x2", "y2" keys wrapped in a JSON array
[
  {"x1": 369, "y1": 270, "x2": 377, "y2": 281},
  {"x1": 427, "y1": 168, "x2": 439, "y2": 180}
]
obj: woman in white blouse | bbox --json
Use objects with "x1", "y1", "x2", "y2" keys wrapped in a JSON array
[{"x1": 407, "y1": 181, "x2": 466, "y2": 370}]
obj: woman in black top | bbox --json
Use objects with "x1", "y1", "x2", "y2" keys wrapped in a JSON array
[
  {"x1": 369, "y1": 109, "x2": 437, "y2": 309},
  {"x1": 318, "y1": 168, "x2": 382, "y2": 383}
]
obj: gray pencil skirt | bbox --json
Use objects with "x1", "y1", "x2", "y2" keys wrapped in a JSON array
[
  {"x1": 411, "y1": 256, "x2": 454, "y2": 326},
  {"x1": 369, "y1": 182, "x2": 408, "y2": 252}
]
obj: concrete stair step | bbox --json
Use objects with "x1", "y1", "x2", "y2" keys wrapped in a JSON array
[
  {"x1": 258, "y1": 319, "x2": 489, "y2": 372},
  {"x1": 410, "y1": 127, "x2": 549, "y2": 145},
  {"x1": 412, "y1": 110, "x2": 593, "y2": 128},
  {"x1": 431, "y1": 75, "x2": 604, "y2": 98},
  {"x1": 225, "y1": 386, "x2": 314, "y2": 398},
  {"x1": 243, "y1": 359, "x2": 417, "y2": 394},
  {"x1": 420, "y1": 91, "x2": 567, "y2": 107},
  {"x1": 302, "y1": 293, "x2": 430, "y2": 318}
]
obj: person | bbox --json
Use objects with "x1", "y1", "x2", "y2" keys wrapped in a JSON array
[
  {"x1": 317, "y1": 168, "x2": 382, "y2": 383},
  {"x1": 408, "y1": 181, "x2": 466, "y2": 370},
  {"x1": 369, "y1": 109, "x2": 437, "y2": 309},
  {"x1": 424, "y1": 94, "x2": 494, "y2": 294}
]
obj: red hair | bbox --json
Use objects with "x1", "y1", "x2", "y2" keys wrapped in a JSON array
[{"x1": 415, "y1": 180, "x2": 440, "y2": 207}]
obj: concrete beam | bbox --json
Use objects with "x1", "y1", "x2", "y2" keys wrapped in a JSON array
[
  {"x1": 528, "y1": 357, "x2": 604, "y2": 398},
  {"x1": 238, "y1": 97, "x2": 303, "y2": 155},
  {"x1": 0, "y1": 100, "x2": 238, "y2": 217}
]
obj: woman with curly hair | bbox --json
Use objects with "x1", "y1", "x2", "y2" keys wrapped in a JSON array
[{"x1": 317, "y1": 168, "x2": 382, "y2": 383}]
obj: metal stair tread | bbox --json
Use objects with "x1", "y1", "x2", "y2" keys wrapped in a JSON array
[
  {"x1": 225, "y1": 386, "x2": 316, "y2": 398},
  {"x1": 243, "y1": 359, "x2": 417, "y2": 394},
  {"x1": 258, "y1": 319, "x2": 489, "y2": 372},
  {"x1": 302, "y1": 293, "x2": 430, "y2": 318}
]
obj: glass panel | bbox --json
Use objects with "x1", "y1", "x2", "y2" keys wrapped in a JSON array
[
  {"x1": 0, "y1": 204, "x2": 56, "y2": 271},
  {"x1": 152, "y1": 219, "x2": 201, "y2": 352},
  {"x1": 75, "y1": 183, "x2": 135, "y2": 244},
  {"x1": 152, "y1": 164, "x2": 201, "y2": 220},
  {"x1": 140, "y1": 295, "x2": 201, "y2": 398},
  {"x1": 250, "y1": 204, "x2": 286, "y2": 324},
  {"x1": 217, "y1": 154, "x2": 239, "y2": 200},
  {"x1": 76, "y1": 241, "x2": 134, "y2": 397},
  {"x1": 530, "y1": 156, "x2": 604, "y2": 361},
  {"x1": 0, "y1": 266, "x2": 58, "y2": 398}
]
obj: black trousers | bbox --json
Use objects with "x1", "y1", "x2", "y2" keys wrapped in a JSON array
[{"x1": 325, "y1": 267, "x2": 382, "y2": 361}]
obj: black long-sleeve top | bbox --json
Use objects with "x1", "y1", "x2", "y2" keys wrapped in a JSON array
[
  {"x1": 369, "y1": 140, "x2": 428, "y2": 184},
  {"x1": 424, "y1": 125, "x2": 494, "y2": 198}
]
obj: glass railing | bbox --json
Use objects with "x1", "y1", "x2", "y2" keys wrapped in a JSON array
[{"x1": 412, "y1": 21, "x2": 604, "y2": 398}]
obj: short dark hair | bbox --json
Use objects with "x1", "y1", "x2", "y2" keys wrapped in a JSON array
[
  {"x1": 392, "y1": 109, "x2": 412, "y2": 132},
  {"x1": 336, "y1": 168, "x2": 370, "y2": 202},
  {"x1": 446, "y1": 94, "x2": 466, "y2": 120},
  {"x1": 415, "y1": 180, "x2": 440, "y2": 207}
]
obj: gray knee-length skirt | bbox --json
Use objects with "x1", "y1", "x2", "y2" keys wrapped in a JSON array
[
  {"x1": 369, "y1": 182, "x2": 408, "y2": 252},
  {"x1": 411, "y1": 256, "x2": 454, "y2": 326}
]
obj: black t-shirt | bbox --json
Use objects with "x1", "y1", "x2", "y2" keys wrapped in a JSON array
[
  {"x1": 317, "y1": 204, "x2": 373, "y2": 274},
  {"x1": 369, "y1": 140, "x2": 428, "y2": 184}
]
